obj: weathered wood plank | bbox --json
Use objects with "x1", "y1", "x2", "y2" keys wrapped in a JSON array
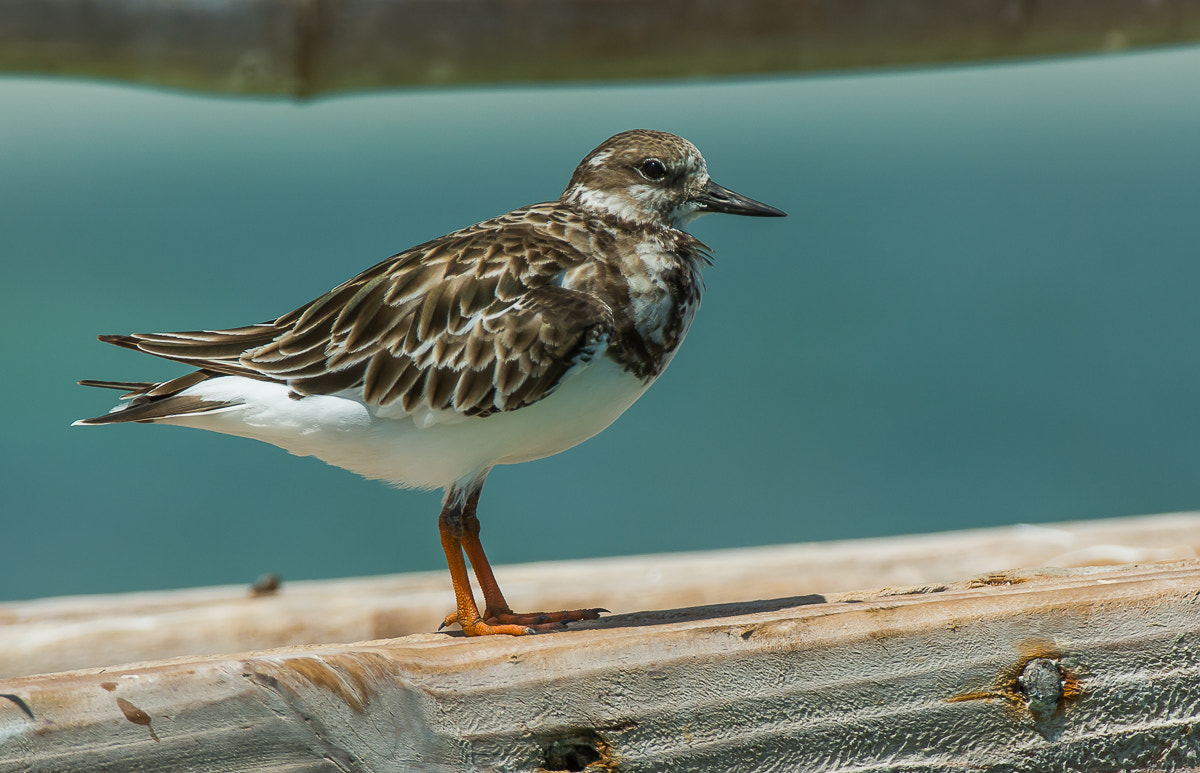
[
  {"x1": 1, "y1": 558, "x2": 1197, "y2": 771},
  {"x1": 2, "y1": 0, "x2": 1199, "y2": 97},
  {"x1": 2, "y1": 512, "x2": 1197, "y2": 680}
]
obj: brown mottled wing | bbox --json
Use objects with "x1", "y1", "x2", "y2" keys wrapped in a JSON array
[
  {"x1": 81, "y1": 209, "x2": 615, "y2": 418},
  {"x1": 246, "y1": 223, "x2": 615, "y2": 416}
]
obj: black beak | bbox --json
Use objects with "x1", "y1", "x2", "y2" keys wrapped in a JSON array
[{"x1": 693, "y1": 179, "x2": 787, "y2": 217}]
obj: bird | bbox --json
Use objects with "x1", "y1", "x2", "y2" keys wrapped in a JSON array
[{"x1": 75, "y1": 129, "x2": 786, "y2": 636}]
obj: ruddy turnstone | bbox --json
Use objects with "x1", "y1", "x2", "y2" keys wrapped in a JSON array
[{"x1": 76, "y1": 129, "x2": 786, "y2": 636}]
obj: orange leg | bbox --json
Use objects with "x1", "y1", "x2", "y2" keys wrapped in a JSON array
[{"x1": 438, "y1": 486, "x2": 606, "y2": 636}]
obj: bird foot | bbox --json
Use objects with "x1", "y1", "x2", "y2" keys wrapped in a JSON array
[{"x1": 440, "y1": 607, "x2": 607, "y2": 636}]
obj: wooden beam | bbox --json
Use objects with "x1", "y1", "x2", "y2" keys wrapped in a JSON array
[
  {"x1": 2, "y1": 0, "x2": 1199, "y2": 97},
  {"x1": 1, "y1": 553, "x2": 1197, "y2": 770},
  {"x1": 1, "y1": 512, "x2": 1197, "y2": 681}
]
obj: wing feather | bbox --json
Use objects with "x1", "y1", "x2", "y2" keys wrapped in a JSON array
[
  {"x1": 463, "y1": 327, "x2": 493, "y2": 370},
  {"x1": 453, "y1": 369, "x2": 494, "y2": 412},
  {"x1": 383, "y1": 359, "x2": 424, "y2": 407}
]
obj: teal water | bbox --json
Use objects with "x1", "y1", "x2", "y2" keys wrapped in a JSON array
[{"x1": 2, "y1": 47, "x2": 1199, "y2": 602}]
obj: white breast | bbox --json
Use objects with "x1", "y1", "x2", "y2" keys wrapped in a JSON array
[{"x1": 626, "y1": 240, "x2": 681, "y2": 345}]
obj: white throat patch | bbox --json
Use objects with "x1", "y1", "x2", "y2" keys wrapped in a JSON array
[{"x1": 564, "y1": 185, "x2": 658, "y2": 226}]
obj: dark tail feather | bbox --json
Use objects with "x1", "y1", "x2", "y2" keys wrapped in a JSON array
[
  {"x1": 96, "y1": 333, "x2": 143, "y2": 352},
  {"x1": 93, "y1": 332, "x2": 277, "y2": 381},
  {"x1": 73, "y1": 393, "x2": 232, "y2": 426},
  {"x1": 78, "y1": 379, "x2": 154, "y2": 392},
  {"x1": 74, "y1": 370, "x2": 234, "y2": 426}
]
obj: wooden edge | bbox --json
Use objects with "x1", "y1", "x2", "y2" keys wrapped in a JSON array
[
  {"x1": 2, "y1": 0, "x2": 1200, "y2": 96},
  {"x1": 1, "y1": 559, "x2": 1197, "y2": 771},
  {"x1": 1, "y1": 511, "x2": 1198, "y2": 679}
]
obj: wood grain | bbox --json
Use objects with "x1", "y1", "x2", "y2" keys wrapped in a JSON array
[
  {"x1": 0, "y1": 558, "x2": 1197, "y2": 770},
  {"x1": 1, "y1": 512, "x2": 1196, "y2": 680},
  {"x1": 0, "y1": 514, "x2": 1197, "y2": 770}
]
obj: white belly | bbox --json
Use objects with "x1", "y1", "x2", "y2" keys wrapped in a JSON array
[{"x1": 160, "y1": 356, "x2": 652, "y2": 490}]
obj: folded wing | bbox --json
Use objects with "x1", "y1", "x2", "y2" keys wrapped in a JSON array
[{"x1": 78, "y1": 219, "x2": 615, "y2": 424}]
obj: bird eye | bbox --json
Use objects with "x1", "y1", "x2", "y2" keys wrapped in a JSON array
[{"x1": 639, "y1": 158, "x2": 667, "y2": 181}]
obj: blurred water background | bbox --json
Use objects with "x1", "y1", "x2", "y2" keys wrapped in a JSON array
[{"x1": 1, "y1": 44, "x2": 1199, "y2": 602}]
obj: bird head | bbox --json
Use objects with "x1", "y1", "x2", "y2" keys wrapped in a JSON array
[{"x1": 562, "y1": 129, "x2": 786, "y2": 230}]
